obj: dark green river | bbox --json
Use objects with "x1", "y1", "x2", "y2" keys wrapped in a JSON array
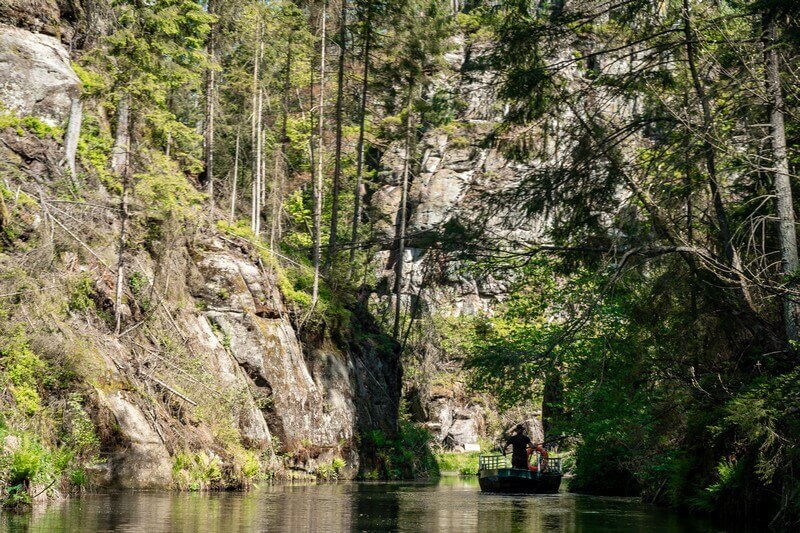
[{"x1": 1, "y1": 476, "x2": 726, "y2": 532}]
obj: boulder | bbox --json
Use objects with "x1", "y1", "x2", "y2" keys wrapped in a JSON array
[
  {"x1": 0, "y1": 24, "x2": 80, "y2": 125},
  {"x1": 99, "y1": 390, "x2": 173, "y2": 489}
]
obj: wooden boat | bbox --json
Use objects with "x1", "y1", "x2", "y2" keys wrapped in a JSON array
[{"x1": 478, "y1": 454, "x2": 563, "y2": 494}]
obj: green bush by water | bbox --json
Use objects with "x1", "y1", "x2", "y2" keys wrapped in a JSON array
[
  {"x1": 361, "y1": 422, "x2": 439, "y2": 480},
  {"x1": 435, "y1": 451, "x2": 481, "y2": 476}
]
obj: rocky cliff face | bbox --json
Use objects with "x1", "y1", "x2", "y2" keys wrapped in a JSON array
[
  {"x1": 367, "y1": 33, "x2": 547, "y2": 450},
  {"x1": 370, "y1": 35, "x2": 545, "y2": 317},
  {"x1": 0, "y1": 24, "x2": 79, "y2": 125},
  {"x1": 0, "y1": 6, "x2": 399, "y2": 489}
]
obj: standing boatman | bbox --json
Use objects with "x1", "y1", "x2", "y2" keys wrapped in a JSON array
[{"x1": 503, "y1": 424, "x2": 533, "y2": 470}]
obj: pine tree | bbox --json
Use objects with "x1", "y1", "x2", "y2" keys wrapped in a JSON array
[
  {"x1": 81, "y1": 0, "x2": 213, "y2": 332},
  {"x1": 324, "y1": 0, "x2": 348, "y2": 274},
  {"x1": 311, "y1": 0, "x2": 328, "y2": 305}
]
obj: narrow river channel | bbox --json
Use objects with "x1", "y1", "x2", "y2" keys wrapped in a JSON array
[{"x1": 1, "y1": 476, "x2": 725, "y2": 532}]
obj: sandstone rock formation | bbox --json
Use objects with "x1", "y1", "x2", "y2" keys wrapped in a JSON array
[
  {"x1": 0, "y1": 24, "x2": 80, "y2": 125},
  {"x1": 368, "y1": 35, "x2": 547, "y2": 451}
]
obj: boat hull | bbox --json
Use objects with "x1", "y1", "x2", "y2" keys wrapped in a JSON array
[{"x1": 478, "y1": 468, "x2": 562, "y2": 494}]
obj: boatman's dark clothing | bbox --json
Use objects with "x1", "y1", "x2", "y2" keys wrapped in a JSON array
[{"x1": 506, "y1": 434, "x2": 532, "y2": 469}]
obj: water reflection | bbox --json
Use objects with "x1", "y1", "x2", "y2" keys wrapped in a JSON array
[{"x1": 1, "y1": 477, "x2": 722, "y2": 532}]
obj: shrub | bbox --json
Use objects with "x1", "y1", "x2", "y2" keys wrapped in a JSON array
[
  {"x1": 76, "y1": 112, "x2": 115, "y2": 189},
  {"x1": 362, "y1": 422, "x2": 438, "y2": 480},
  {"x1": 316, "y1": 457, "x2": 347, "y2": 480},
  {"x1": 68, "y1": 274, "x2": 96, "y2": 313},
  {"x1": 0, "y1": 432, "x2": 72, "y2": 507},
  {"x1": 0, "y1": 107, "x2": 63, "y2": 141},
  {"x1": 435, "y1": 451, "x2": 481, "y2": 475},
  {"x1": 0, "y1": 329, "x2": 45, "y2": 415},
  {"x1": 172, "y1": 451, "x2": 223, "y2": 491},
  {"x1": 240, "y1": 451, "x2": 261, "y2": 480}
]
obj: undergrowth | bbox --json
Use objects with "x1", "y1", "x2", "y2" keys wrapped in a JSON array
[
  {"x1": 360, "y1": 421, "x2": 439, "y2": 480},
  {"x1": 435, "y1": 451, "x2": 481, "y2": 476}
]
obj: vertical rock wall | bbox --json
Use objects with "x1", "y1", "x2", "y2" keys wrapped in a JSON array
[
  {"x1": 370, "y1": 36, "x2": 545, "y2": 318},
  {"x1": 368, "y1": 34, "x2": 551, "y2": 451}
]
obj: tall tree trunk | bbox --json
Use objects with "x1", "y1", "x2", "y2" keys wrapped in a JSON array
[
  {"x1": 254, "y1": 88, "x2": 263, "y2": 237},
  {"x1": 261, "y1": 125, "x2": 268, "y2": 216},
  {"x1": 348, "y1": 4, "x2": 372, "y2": 279},
  {"x1": 763, "y1": 9, "x2": 800, "y2": 345},
  {"x1": 111, "y1": 93, "x2": 130, "y2": 176},
  {"x1": 112, "y1": 94, "x2": 131, "y2": 335},
  {"x1": 276, "y1": 36, "x2": 293, "y2": 246},
  {"x1": 250, "y1": 29, "x2": 261, "y2": 235},
  {"x1": 541, "y1": 369, "x2": 564, "y2": 441},
  {"x1": 205, "y1": 1, "x2": 216, "y2": 211},
  {"x1": 114, "y1": 171, "x2": 129, "y2": 335},
  {"x1": 312, "y1": 2, "x2": 327, "y2": 305},
  {"x1": 325, "y1": 0, "x2": 347, "y2": 275},
  {"x1": 63, "y1": 97, "x2": 82, "y2": 191},
  {"x1": 682, "y1": 0, "x2": 754, "y2": 309},
  {"x1": 270, "y1": 148, "x2": 280, "y2": 250},
  {"x1": 393, "y1": 85, "x2": 413, "y2": 340},
  {"x1": 230, "y1": 132, "x2": 240, "y2": 224}
]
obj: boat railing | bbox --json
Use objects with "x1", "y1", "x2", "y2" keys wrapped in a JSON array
[
  {"x1": 478, "y1": 454, "x2": 509, "y2": 470},
  {"x1": 536, "y1": 455, "x2": 563, "y2": 474},
  {"x1": 479, "y1": 453, "x2": 563, "y2": 474}
]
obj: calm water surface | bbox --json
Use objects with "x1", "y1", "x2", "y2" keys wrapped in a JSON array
[{"x1": 1, "y1": 476, "x2": 724, "y2": 532}]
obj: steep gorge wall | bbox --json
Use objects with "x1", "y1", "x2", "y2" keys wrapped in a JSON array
[
  {"x1": 370, "y1": 35, "x2": 545, "y2": 318},
  {"x1": 366, "y1": 19, "x2": 641, "y2": 451},
  {"x1": 367, "y1": 33, "x2": 548, "y2": 451},
  {"x1": 0, "y1": 6, "x2": 399, "y2": 490}
]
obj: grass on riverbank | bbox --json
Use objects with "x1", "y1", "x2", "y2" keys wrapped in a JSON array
[{"x1": 435, "y1": 451, "x2": 481, "y2": 476}]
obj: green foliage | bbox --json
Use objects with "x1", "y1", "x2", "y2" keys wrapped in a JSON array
[
  {"x1": 76, "y1": 112, "x2": 115, "y2": 189},
  {"x1": 133, "y1": 151, "x2": 204, "y2": 214},
  {"x1": 73, "y1": 63, "x2": 110, "y2": 97},
  {"x1": 7, "y1": 438, "x2": 44, "y2": 486},
  {"x1": 69, "y1": 468, "x2": 88, "y2": 488},
  {"x1": 0, "y1": 329, "x2": 45, "y2": 416},
  {"x1": 68, "y1": 274, "x2": 96, "y2": 313},
  {"x1": 0, "y1": 428, "x2": 83, "y2": 508},
  {"x1": 383, "y1": 0, "x2": 454, "y2": 87},
  {"x1": 474, "y1": 0, "x2": 800, "y2": 524},
  {"x1": 0, "y1": 107, "x2": 63, "y2": 141},
  {"x1": 465, "y1": 258, "x2": 563, "y2": 408},
  {"x1": 77, "y1": 0, "x2": 213, "y2": 177},
  {"x1": 418, "y1": 90, "x2": 464, "y2": 127},
  {"x1": 209, "y1": 318, "x2": 232, "y2": 348},
  {"x1": 720, "y1": 368, "x2": 800, "y2": 484},
  {"x1": 62, "y1": 394, "x2": 101, "y2": 455},
  {"x1": 448, "y1": 135, "x2": 470, "y2": 149},
  {"x1": 285, "y1": 117, "x2": 313, "y2": 174},
  {"x1": 435, "y1": 451, "x2": 480, "y2": 475},
  {"x1": 128, "y1": 271, "x2": 147, "y2": 298},
  {"x1": 361, "y1": 421, "x2": 438, "y2": 480},
  {"x1": 239, "y1": 450, "x2": 261, "y2": 481},
  {"x1": 455, "y1": 6, "x2": 493, "y2": 38},
  {"x1": 464, "y1": 258, "x2": 684, "y2": 496},
  {"x1": 216, "y1": 219, "x2": 256, "y2": 241},
  {"x1": 315, "y1": 457, "x2": 347, "y2": 480},
  {"x1": 172, "y1": 451, "x2": 223, "y2": 491},
  {"x1": 689, "y1": 458, "x2": 746, "y2": 512}
]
